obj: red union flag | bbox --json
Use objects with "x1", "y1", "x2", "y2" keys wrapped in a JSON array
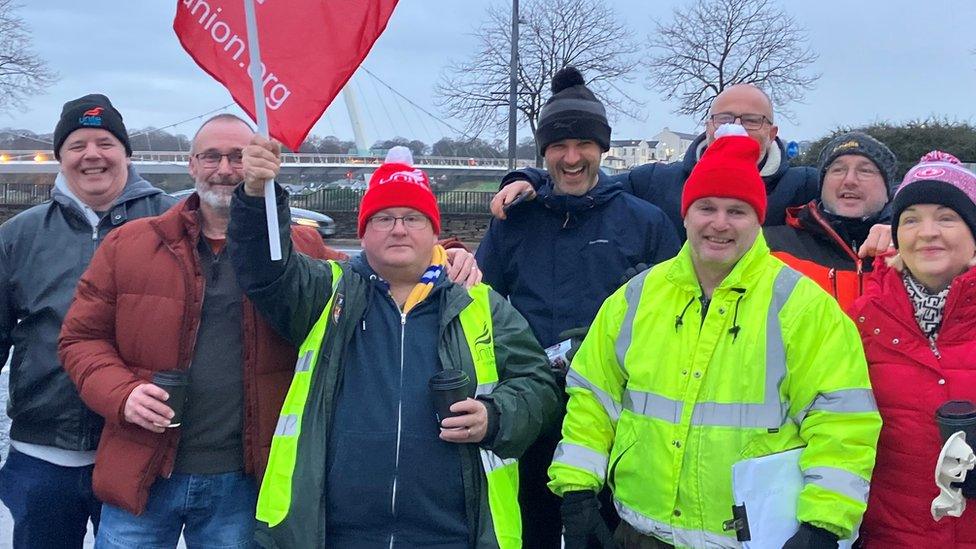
[{"x1": 174, "y1": 0, "x2": 399, "y2": 150}]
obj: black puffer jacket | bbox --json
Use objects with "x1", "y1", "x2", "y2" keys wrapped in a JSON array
[{"x1": 0, "y1": 166, "x2": 174, "y2": 450}]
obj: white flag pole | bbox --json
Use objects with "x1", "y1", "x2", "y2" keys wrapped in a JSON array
[{"x1": 243, "y1": 0, "x2": 282, "y2": 261}]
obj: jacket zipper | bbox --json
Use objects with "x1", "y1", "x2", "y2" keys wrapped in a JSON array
[
  {"x1": 930, "y1": 339, "x2": 942, "y2": 360},
  {"x1": 389, "y1": 310, "x2": 407, "y2": 549}
]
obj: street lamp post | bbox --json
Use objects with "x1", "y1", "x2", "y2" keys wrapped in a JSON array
[{"x1": 507, "y1": 0, "x2": 519, "y2": 171}]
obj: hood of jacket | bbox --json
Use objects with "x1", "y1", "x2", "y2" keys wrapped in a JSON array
[{"x1": 52, "y1": 164, "x2": 166, "y2": 226}]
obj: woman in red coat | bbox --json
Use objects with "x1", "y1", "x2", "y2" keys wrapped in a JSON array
[{"x1": 850, "y1": 151, "x2": 976, "y2": 548}]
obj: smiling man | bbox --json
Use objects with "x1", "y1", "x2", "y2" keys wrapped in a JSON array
[
  {"x1": 491, "y1": 83, "x2": 819, "y2": 239},
  {"x1": 476, "y1": 66, "x2": 679, "y2": 548},
  {"x1": 765, "y1": 132, "x2": 897, "y2": 308},
  {"x1": 550, "y1": 125, "x2": 880, "y2": 549},
  {"x1": 0, "y1": 94, "x2": 175, "y2": 548},
  {"x1": 227, "y1": 145, "x2": 559, "y2": 548}
]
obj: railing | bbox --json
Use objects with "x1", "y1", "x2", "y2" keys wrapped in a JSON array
[
  {"x1": 293, "y1": 188, "x2": 494, "y2": 214},
  {"x1": 0, "y1": 150, "x2": 534, "y2": 169},
  {"x1": 0, "y1": 182, "x2": 52, "y2": 206},
  {"x1": 0, "y1": 183, "x2": 495, "y2": 215}
]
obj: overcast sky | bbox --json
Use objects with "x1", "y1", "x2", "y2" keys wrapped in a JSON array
[{"x1": 6, "y1": 0, "x2": 976, "y2": 149}]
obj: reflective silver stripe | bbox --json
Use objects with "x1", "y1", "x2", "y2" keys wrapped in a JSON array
[
  {"x1": 615, "y1": 500, "x2": 740, "y2": 548},
  {"x1": 615, "y1": 269, "x2": 652, "y2": 372},
  {"x1": 274, "y1": 414, "x2": 299, "y2": 437},
  {"x1": 624, "y1": 389, "x2": 682, "y2": 424},
  {"x1": 294, "y1": 350, "x2": 313, "y2": 373},
  {"x1": 794, "y1": 389, "x2": 879, "y2": 424},
  {"x1": 552, "y1": 442, "x2": 608, "y2": 483},
  {"x1": 479, "y1": 448, "x2": 516, "y2": 474},
  {"x1": 804, "y1": 466, "x2": 870, "y2": 503},
  {"x1": 619, "y1": 267, "x2": 802, "y2": 429},
  {"x1": 566, "y1": 369, "x2": 622, "y2": 422},
  {"x1": 475, "y1": 382, "x2": 496, "y2": 397}
]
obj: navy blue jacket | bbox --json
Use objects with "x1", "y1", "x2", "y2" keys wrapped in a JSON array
[
  {"x1": 507, "y1": 133, "x2": 819, "y2": 241},
  {"x1": 326, "y1": 254, "x2": 468, "y2": 548},
  {"x1": 477, "y1": 174, "x2": 680, "y2": 348}
]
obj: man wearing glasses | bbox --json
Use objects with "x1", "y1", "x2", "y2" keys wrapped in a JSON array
[
  {"x1": 491, "y1": 83, "x2": 819, "y2": 240},
  {"x1": 225, "y1": 143, "x2": 560, "y2": 548},
  {"x1": 765, "y1": 132, "x2": 897, "y2": 309}
]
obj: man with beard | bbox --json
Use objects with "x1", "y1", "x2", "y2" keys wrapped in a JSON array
[
  {"x1": 765, "y1": 132, "x2": 897, "y2": 309},
  {"x1": 58, "y1": 115, "x2": 483, "y2": 547},
  {"x1": 476, "y1": 67, "x2": 680, "y2": 548},
  {"x1": 491, "y1": 84, "x2": 818, "y2": 240},
  {"x1": 0, "y1": 93, "x2": 174, "y2": 548}
]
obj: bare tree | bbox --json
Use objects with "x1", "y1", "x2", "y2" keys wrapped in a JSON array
[
  {"x1": 435, "y1": 0, "x2": 642, "y2": 140},
  {"x1": 0, "y1": 0, "x2": 56, "y2": 113},
  {"x1": 646, "y1": 0, "x2": 818, "y2": 120}
]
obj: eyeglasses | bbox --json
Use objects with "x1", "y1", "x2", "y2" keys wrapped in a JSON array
[
  {"x1": 368, "y1": 214, "x2": 429, "y2": 231},
  {"x1": 708, "y1": 112, "x2": 771, "y2": 130},
  {"x1": 825, "y1": 163, "x2": 882, "y2": 181},
  {"x1": 193, "y1": 151, "x2": 244, "y2": 168}
]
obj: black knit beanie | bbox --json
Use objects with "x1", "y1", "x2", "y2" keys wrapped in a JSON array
[
  {"x1": 817, "y1": 131, "x2": 897, "y2": 195},
  {"x1": 53, "y1": 94, "x2": 132, "y2": 160},
  {"x1": 535, "y1": 67, "x2": 611, "y2": 155}
]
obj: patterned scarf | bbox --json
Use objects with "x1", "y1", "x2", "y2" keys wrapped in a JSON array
[
  {"x1": 902, "y1": 271, "x2": 950, "y2": 339},
  {"x1": 401, "y1": 244, "x2": 448, "y2": 315}
]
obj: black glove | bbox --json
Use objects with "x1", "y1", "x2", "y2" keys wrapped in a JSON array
[
  {"x1": 557, "y1": 326, "x2": 589, "y2": 364},
  {"x1": 561, "y1": 490, "x2": 615, "y2": 549},
  {"x1": 618, "y1": 263, "x2": 649, "y2": 286},
  {"x1": 782, "y1": 523, "x2": 839, "y2": 549}
]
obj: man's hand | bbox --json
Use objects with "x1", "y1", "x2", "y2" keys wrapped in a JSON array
[
  {"x1": 445, "y1": 248, "x2": 482, "y2": 288},
  {"x1": 857, "y1": 224, "x2": 892, "y2": 258},
  {"x1": 439, "y1": 398, "x2": 488, "y2": 443},
  {"x1": 123, "y1": 383, "x2": 173, "y2": 433},
  {"x1": 490, "y1": 180, "x2": 536, "y2": 220},
  {"x1": 242, "y1": 134, "x2": 282, "y2": 197}
]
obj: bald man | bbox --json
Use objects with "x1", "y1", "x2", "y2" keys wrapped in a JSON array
[{"x1": 492, "y1": 84, "x2": 818, "y2": 240}]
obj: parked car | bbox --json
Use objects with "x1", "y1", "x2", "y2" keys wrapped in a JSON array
[{"x1": 169, "y1": 189, "x2": 336, "y2": 239}]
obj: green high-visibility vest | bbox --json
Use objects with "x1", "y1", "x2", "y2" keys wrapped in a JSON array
[{"x1": 255, "y1": 263, "x2": 521, "y2": 548}]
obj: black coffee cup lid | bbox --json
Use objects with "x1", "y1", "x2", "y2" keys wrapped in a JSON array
[
  {"x1": 153, "y1": 370, "x2": 188, "y2": 385},
  {"x1": 937, "y1": 400, "x2": 976, "y2": 420},
  {"x1": 429, "y1": 369, "x2": 470, "y2": 391}
]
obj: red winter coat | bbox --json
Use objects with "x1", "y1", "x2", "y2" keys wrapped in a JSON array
[
  {"x1": 849, "y1": 258, "x2": 976, "y2": 548},
  {"x1": 59, "y1": 194, "x2": 343, "y2": 515}
]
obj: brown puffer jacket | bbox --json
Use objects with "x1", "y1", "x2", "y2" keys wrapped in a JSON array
[{"x1": 58, "y1": 193, "x2": 343, "y2": 515}]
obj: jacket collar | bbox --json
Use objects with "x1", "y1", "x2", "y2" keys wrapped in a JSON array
[
  {"x1": 667, "y1": 230, "x2": 772, "y2": 295},
  {"x1": 149, "y1": 192, "x2": 204, "y2": 246},
  {"x1": 536, "y1": 171, "x2": 622, "y2": 214}
]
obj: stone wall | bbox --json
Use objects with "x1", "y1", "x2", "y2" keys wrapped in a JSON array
[{"x1": 0, "y1": 205, "x2": 26, "y2": 225}]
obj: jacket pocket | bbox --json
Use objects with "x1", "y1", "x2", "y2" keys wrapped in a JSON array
[
  {"x1": 607, "y1": 420, "x2": 637, "y2": 493},
  {"x1": 92, "y1": 421, "x2": 168, "y2": 515}
]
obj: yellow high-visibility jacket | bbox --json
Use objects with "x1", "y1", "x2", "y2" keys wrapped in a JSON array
[{"x1": 549, "y1": 234, "x2": 881, "y2": 548}]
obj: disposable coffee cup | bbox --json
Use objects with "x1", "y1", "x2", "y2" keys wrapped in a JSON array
[
  {"x1": 936, "y1": 400, "x2": 976, "y2": 443},
  {"x1": 429, "y1": 370, "x2": 471, "y2": 426},
  {"x1": 152, "y1": 370, "x2": 189, "y2": 428},
  {"x1": 936, "y1": 400, "x2": 976, "y2": 498}
]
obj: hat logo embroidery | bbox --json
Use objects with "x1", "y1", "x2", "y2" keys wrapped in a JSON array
[
  {"x1": 78, "y1": 106, "x2": 104, "y2": 127},
  {"x1": 378, "y1": 168, "x2": 428, "y2": 189},
  {"x1": 833, "y1": 140, "x2": 860, "y2": 153},
  {"x1": 915, "y1": 167, "x2": 946, "y2": 179}
]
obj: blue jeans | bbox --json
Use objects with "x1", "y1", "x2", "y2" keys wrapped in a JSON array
[
  {"x1": 0, "y1": 447, "x2": 101, "y2": 549},
  {"x1": 95, "y1": 471, "x2": 258, "y2": 549}
]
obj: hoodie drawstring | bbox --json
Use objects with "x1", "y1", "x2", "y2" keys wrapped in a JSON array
[
  {"x1": 728, "y1": 288, "x2": 746, "y2": 342},
  {"x1": 361, "y1": 274, "x2": 378, "y2": 330},
  {"x1": 675, "y1": 296, "x2": 696, "y2": 331}
]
